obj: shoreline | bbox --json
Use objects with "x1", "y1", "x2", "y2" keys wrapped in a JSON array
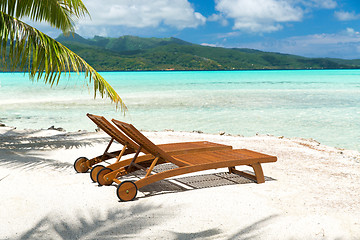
[
  {"x1": 1, "y1": 123, "x2": 359, "y2": 153},
  {"x1": 1, "y1": 127, "x2": 360, "y2": 239},
  {"x1": 2, "y1": 70, "x2": 359, "y2": 153},
  {"x1": 3, "y1": 69, "x2": 360, "y2": 75}
]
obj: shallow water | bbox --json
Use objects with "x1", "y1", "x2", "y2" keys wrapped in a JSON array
[{"x1": 1, "y1": 70, "x2": 359, "y2": 151}]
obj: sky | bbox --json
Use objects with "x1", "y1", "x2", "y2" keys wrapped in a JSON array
[{"x1": 33, "y1": 0, "x2": 360, "y2": 59}]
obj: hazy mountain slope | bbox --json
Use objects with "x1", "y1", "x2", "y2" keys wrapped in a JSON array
[{"x1": 9, "y1": 33, "x2": 358, "y2": 71}]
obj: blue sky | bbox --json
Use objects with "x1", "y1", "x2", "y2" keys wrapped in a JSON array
[{"x1": 34, "y1": 0, "x2": 360, "y2": 59}]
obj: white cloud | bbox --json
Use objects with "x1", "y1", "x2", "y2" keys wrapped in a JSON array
[
  {"x1": 235, "y1": 28, "x2": 360, "y2": 59},
  {"x1": 317, "y1": 0, "x2": 337, "y2": 9},
  {"x1": 214, "y1": 0, "x2": 338, "y2": 33},
  {"x1": 214, "y1": 0, "x2": 303, "y2": 33},
  {"x1": 78, "y1": 0, "x2": 205, "y2": 30},
  {"x1": 200, "y1": 43, "x2": 218, "y2": 47},
  {"x1": 208, "y1": 14, "x2": 229, "y2": 26},
  {"x1": 335, "y1": 10, "x2": 360, "y2": 21},
  {"x1": 20, "y1": 0, "x2": 206, "y2": 38},
  {"x1": 301, "y1": 0, "x2": 337, "y2": 9},
  {"x1": 345, "y1": 27, "x2": 360, "y2": 36}
]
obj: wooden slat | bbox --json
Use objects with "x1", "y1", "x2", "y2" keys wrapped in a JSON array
[
  {"x1": 174, "y1": 149, "x2": 276, "y2": 165},
  {"x1": 237, "y1": 149, "x2": 273, "y2": 159},
  {"x1": 87, "y1": 114, "x2": 141, "y2": 153},
  {"x1": 158, "y1": 141, "x2": 232, "y2": 154},
  {"x1": 112, "y1": 119, "x2": 190, "y2": 167}
]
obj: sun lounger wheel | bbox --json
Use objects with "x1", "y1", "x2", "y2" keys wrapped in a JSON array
[
  {"x1": 117, "y1": 181, "x2": 138, "y2": 202},
  {"x1": 74, "y1": 157, "x2": 89, "y2": 173},
  {"x1": 97, "y1": 167, "x2": 113, "y2": 186},
  {"x1": 90, "y1": 165, "x2": 105, "y2": 182}
]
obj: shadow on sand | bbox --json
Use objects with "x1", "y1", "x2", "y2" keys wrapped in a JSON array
[
  {"x1": 0, "y1": 148, "x2": 73, "y2": 172},
  {"x1": 0, "y1": 128, "x2": 107, "y2": 150},
  {"x1": 0, "y1": 129, "x2": 109, "y2": 172},
  {"x1": 18, "y1": 204, "x2": 167, "y2": 240},
  {"x1": 17, "y1": 202, "x2": 278, "y2": 240}
]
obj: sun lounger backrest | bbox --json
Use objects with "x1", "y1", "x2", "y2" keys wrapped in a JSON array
[
  {"x1": 112, "y1": 119, "x2": 188, "y2": 166},
  {"x1": 87, "y1": 114, "x2": 141, "y2": 152}
]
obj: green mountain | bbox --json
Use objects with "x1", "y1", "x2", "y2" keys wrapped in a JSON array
[
  {"x1": 57, "y1": 34, "x2": 192, "y2": 52},
  {"x1": 12, "y1": 33, "x2": 360, "y2": 71}
]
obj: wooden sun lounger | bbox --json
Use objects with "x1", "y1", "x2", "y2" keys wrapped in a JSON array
[
  {"x1": 97, "y1": 119, "x2": 277, "y2": 202},
  {"x1": 74, "y1": 114, "x2": 139, "y2": 181},
  {"x1": 74, "y1": 114, "x2": 232, "y2": 182}
]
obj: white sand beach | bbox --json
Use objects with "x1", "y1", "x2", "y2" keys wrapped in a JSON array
[{"x1": 1, "y1": 126, "x2": 360, "y2": 239}]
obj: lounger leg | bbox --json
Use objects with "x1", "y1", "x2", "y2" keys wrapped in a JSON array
[
  {"x1": 251, "y1": 163, "x2": 265, "y2": 183},
  {"x1": 88, "y1": 150, "x2": 121, "y2": 166},
  {"x1": 103, "y1": 138, "x2": 115, "y2": 157},
  {"x1": 84, "y1": 138, "x2": 116, "y2": 169},
  {"x1": 115, "y1": 145, "x2": 128, "y2": 163},
  {"x1": 101, "y1": 154, "x2": 156, "y2": 184},
  {"x1": 145, "y1": 156, "x2": 160, "y2": 177},
  {"x1": 127, "y1": 146, "x2": 143, "y2": 172},
  {"x1": 228, "y1": 163, "x2": 265, "y2": 184}
]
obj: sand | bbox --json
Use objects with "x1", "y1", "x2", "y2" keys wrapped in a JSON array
[{"x1": 0, "y1": 126, "x2": 360, "y2": 240}]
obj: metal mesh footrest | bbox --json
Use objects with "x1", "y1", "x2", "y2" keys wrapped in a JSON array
[{"x1": 175, "y1": 172, "x2": 253, "y2": 189}]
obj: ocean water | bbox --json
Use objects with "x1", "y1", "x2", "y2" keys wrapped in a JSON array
[{"x1": 0, "y1": 70, "x2": 359, "y2": 151}]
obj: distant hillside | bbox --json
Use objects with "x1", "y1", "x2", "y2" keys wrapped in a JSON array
[
  {"x1": 56, "y1": 34, "x2": 360, "y2": 71},
  {"x1": 327, "y1": 58, "x2": 360, "y2": 67},
  {"x1": 4, "y1": 33, "x2": 360, "y2": 72},
  {"x1": 57, "y1": 34, "x2": 192, "y2": 52}
]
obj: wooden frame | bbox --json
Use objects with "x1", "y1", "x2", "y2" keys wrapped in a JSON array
[
  {"x1": 99, "y1": 120, "x2": 277, "y2": 202},
  {"x1": 74, "y1": 114, "x2": 232, "y2": 183},
  {"x1": 73, "y1": 114, "x2": 138, "y2": 175}
]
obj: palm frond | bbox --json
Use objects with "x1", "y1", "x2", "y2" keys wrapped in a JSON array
[
  {"x1": 0, "y1": 11, "x2": 126, "y2": 111},
  {"x1": 0, "y1": 0, "x2": 89, "y2": 33}
]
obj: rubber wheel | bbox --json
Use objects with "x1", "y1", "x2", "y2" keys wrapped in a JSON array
[
  {"x1": 117, "y1": 181, "x2": 138, "y2": 202},
  {"x1": 90, "y1": 165, "x2": 105, "y2": 182},
  {"x1": 74, "y1": 157, "x2": 89, "y2": 173},
  {"x1": 97, "y1": 167, "x2": 113, "y2": 186}
]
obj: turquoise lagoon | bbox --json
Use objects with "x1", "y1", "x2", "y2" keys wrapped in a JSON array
[{"x1": 0, "y1": 70, "x2": 359, "y2": 151}]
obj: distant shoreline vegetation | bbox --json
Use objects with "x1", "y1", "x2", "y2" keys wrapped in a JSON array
[
  {"x1": 3, "y1": 68, "x2": 360, "y2": 74},
  {"x1": 4, "y1": 68, "x2": 360, "y2": 74},
  {"x1": 3, "y1": 34, "x2": 360, "y2": 71}
]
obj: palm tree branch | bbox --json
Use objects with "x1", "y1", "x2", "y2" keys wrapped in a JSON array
[
  {"x1": 0, "y1": 0, "x2": 89, "y2": 33},
  {"x1": 0, "y1": 11, "x2": 126, "y2": 111}
]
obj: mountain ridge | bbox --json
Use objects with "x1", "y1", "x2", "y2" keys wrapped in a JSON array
[{"x1": 53, "y1": 33, "x2": 360, "y2": 71}]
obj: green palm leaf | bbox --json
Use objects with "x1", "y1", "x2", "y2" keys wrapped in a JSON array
[
  {"x1": 0, "y1": 0, "x2": 89, "y2": 33},
  {"x1": 0, "y1": 0, "x2": 126, "y2": 111}
]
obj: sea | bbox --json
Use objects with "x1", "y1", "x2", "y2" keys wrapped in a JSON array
[{"x1": 0, "y1": 70, "x2": 359, "y2": 151}]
